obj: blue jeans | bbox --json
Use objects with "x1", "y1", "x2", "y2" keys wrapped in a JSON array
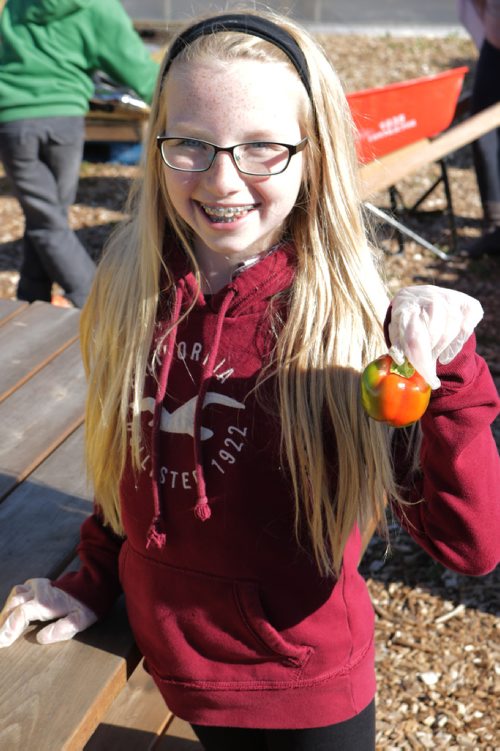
[{"x1": 0, "y1": 116, "x2": 96, "y2": 307}]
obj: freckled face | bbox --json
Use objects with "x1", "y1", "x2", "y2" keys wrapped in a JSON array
[{"x1": 161, "y1": 58, "x2": 306, "y2": 273}]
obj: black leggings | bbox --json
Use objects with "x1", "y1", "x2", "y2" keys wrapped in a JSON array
[{"x1": 191, "y1": 699, "x2": 375, "y2": 751}]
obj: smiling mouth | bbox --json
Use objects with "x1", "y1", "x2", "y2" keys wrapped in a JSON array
[{"x1": 200, "y1": 203, "x2": 255, "y2": 223}]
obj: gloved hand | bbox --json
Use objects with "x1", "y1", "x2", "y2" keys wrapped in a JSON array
[
  {"x1": 0, "y1": 578, "x2": 97, "y2": 647},
  {"x1": 388, "y1": 285, "x2": 483, "y2": 389}
]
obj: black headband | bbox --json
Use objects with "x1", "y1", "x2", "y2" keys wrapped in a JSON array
[{"x1": 160, "y1": 13, "x2": 312, "y2": 98}]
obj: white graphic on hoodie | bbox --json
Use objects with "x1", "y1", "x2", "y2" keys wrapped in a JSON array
[{"x1": 141, "y1": 393, "x2": 245, "y2": 441}]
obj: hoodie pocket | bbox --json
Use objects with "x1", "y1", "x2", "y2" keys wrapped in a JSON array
[{"x1": 120, "y1": 543, "x2": 311, "y2": 688}]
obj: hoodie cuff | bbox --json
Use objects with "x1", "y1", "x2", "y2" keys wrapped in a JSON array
[{"x1": 53, "y1": 512, "x2": 124, "y2": 619}]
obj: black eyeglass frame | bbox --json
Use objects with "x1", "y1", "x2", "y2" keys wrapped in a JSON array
[{"x1": 156, "y1": 136, "x2": 308, "y2": 176}]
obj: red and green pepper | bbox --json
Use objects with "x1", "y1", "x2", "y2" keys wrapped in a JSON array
[{"x1": 361, "y1": 354, "x2": 431, "y2": 428}]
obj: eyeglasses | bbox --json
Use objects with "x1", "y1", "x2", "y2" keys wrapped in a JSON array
[{"x1": 156, "y1": 136, "x2": 308, "y2": 176}]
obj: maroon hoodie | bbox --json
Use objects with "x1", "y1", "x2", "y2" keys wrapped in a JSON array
[{"x1": 55, "y1": 244, "x2": 500, "y2": 728}]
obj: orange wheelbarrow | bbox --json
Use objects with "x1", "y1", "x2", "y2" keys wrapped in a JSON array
[{"x1": 347, "y1": 67, "x2": 469, "y2": 258}]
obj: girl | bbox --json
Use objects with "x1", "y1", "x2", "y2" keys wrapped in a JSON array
[{"x1": 1, "y1": 10, "x2": 499, "y2": 750}]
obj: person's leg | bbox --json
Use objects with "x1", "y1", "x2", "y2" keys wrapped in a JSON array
[
  {"x1": 265, "y1": 699, "x2": 376, "y2": 751},
  {"x1": 33, "y1": 116, "x2": 96, "y2": 306},
  {"x1": 191, "y1": 724, "x2": 268, "y2": 750},
  {"x1": 471, "y1": 39, "x2": 500, "y2": 229},
  {"x1": 0, "y1": 117, "x2": 95, "y2": 306},
  {"x1": 192, "y1": 700, "x2": 375, "y2": 751},
  {"x1": 0, "y1": 121, "x2": 52, "y2": 301}
]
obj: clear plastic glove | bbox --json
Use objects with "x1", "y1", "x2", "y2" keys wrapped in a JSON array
[
  {"x1": 388, "y1": 285, "x2": 483, "y2": 389},
  {"x1": 0, "y1": 578, "x2": 97, "y2": 647}
]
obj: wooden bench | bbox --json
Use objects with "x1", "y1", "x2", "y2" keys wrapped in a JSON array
[{"x1": 0, "y1": 300, "x2": 201, "y2": 750}]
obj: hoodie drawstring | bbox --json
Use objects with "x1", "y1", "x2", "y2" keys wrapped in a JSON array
[
  {"x1": 146, "y1": 283, "x2": 185, "y2": 549},
  {"x1": 144, "y1": 243, "x2": 294, "y2": 548},
  {"x1": 192, "y1": 288, "x2": 236, "y2": 522}
]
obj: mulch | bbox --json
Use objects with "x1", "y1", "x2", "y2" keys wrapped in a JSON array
[{"x1": 0, "y1": 31, "x2": 498, "y2": 750}]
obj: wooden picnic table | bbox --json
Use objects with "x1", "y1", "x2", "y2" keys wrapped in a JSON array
[
  {"x1": 85, "y1": 107, "x2": 149, "y2": 144},
  {"x1": 0, "y1": 299, "x2": 200, "y2": 750}
]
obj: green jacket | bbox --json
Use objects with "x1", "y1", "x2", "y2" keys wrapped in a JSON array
[{"x1": 0, "y1": 0, "x2": 160, "y2": 122}]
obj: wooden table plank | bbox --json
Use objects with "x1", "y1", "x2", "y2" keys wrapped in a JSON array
[
  {"x1": 0, "y1": 426, "x2": 92, "y2": 602},
  {"x1": 0, "y1": 341, "x2": 86, "y2": 503},
  {"x1": 85, "y1": 117, "x2": 147, "y2": 143},
  {"x1": 0, "y1": 598, "x2": 140, "y2": 751},
  {"x1": 0, "y1": 299, "x2": 28, "y2": 326},
  {"x1": 0, "y1": 301, "x2": 80, "y2": 403},
  {"x1": 84, "y1": 662, "x2": 170, "y2": 750}
]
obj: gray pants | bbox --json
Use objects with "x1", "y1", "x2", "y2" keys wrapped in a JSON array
[{"x1": 0, "y1": 116, "x2": 96, "y2": 307}]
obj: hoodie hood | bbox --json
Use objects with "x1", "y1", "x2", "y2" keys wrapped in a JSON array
[{"x1": 11, "y1": 0, "x2": 91, "y2": 24}]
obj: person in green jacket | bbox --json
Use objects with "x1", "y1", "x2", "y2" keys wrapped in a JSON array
[{"x1": 0, "y1": 0, "x2": 160, "y2": 307}]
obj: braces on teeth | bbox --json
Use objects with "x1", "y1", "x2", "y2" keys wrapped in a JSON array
[{"x1": 202, "y1": 205, "x2": 253, "y2": 217}]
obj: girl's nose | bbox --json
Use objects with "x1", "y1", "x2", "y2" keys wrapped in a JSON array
[{"x1": 205, "y1": 151, "x2": 247, "y2": 193}]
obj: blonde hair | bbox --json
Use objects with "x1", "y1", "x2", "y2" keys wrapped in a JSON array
[{"x1": 81, "y1": 9, "x2": 402, "y2": 575}]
